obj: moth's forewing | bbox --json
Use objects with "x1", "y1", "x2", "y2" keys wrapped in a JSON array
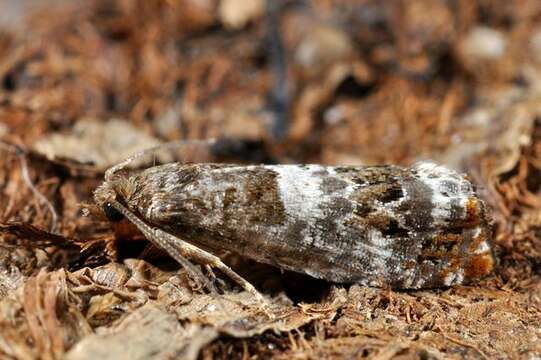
[{"x1": 118, "y1": 162, "x2": 493, "y2": 289}]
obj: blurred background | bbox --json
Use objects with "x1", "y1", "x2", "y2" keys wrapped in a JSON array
[{"x1": 1, "y1": 1, "x2": 541, "y2": 358}]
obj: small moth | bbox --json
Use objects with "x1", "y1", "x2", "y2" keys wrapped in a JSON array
[{"x1": 94, "y1": 141, "x2": 493, "y2": 301}]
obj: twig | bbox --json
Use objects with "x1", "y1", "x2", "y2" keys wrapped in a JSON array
[
  {"x1": 442, "y1": 333, "x2": 490, "y2": 360},
  {"x1": 266, "y1": 0, "x2": 289, "y2": 140},
  {"x1": 0, "y1": 140, "x2": 59, "y2": 233}
]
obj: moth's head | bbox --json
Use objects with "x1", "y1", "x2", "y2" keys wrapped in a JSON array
[{"x1": 94, "y1": 176, "x2": 137, "y2": 222}]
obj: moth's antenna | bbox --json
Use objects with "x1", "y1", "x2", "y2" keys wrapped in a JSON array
[{"x1": 104, "y1": 139, "x2": 217, "y2": 180}]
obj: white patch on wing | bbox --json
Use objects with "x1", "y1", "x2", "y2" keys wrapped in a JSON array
[
  {"x1": 271, "y1": 165, "x2": 327, "y2": 221},
  {"x1": 443, "y1": 267, "x2": 465, "y2": 286},
  {"x1": 474, "y1": 240, "x2": 491, "y2": 254},
  {"x1": 413, "y1": 161, "x2": 473, "y2": 225}
]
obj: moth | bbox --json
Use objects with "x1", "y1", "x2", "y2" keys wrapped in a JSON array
[{"x1": 94, "y1": 140, "x2": 494, "y2": 303}]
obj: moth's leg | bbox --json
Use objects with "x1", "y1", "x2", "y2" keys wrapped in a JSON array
[
  {"x1": 137, "y1": 247, "x2": 213, "y2": 292},
  {"x1": 158, "y1": 229, "x2": 267, "y2": 305},
  {"x1": 108, "y1": 200, "x2": 217, "y2": 294},
  {"x1": 104, "y1": 139, "x2": 217, "y2": 181},
  {"x1": 204, "y1": 264, "x2": 227, "y2": 290},
  {"x1": 152, "y1": 228, "x2": 273, "y2": 318},
  {"x1": 163, "y1": 243, "x2": 219, "y2": 294},
  {"x1": 150, "y1": 235, "x2": 218, "y2": 294},
  {"x1": 109, "y1": 200, "x2": 267, "y2": 305}
]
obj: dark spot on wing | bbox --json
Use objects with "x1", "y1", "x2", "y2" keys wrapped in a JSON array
[
  {"x1": 381, "y1": 218, "x2": 409, "y2": 237},
  {"x1": 379, "y1": 186, "x2": 404, "y2": 203}
]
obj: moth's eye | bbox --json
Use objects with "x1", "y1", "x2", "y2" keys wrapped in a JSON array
[{"x1": 103, "y1": 202, "x2": 124, "y2": 222}]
